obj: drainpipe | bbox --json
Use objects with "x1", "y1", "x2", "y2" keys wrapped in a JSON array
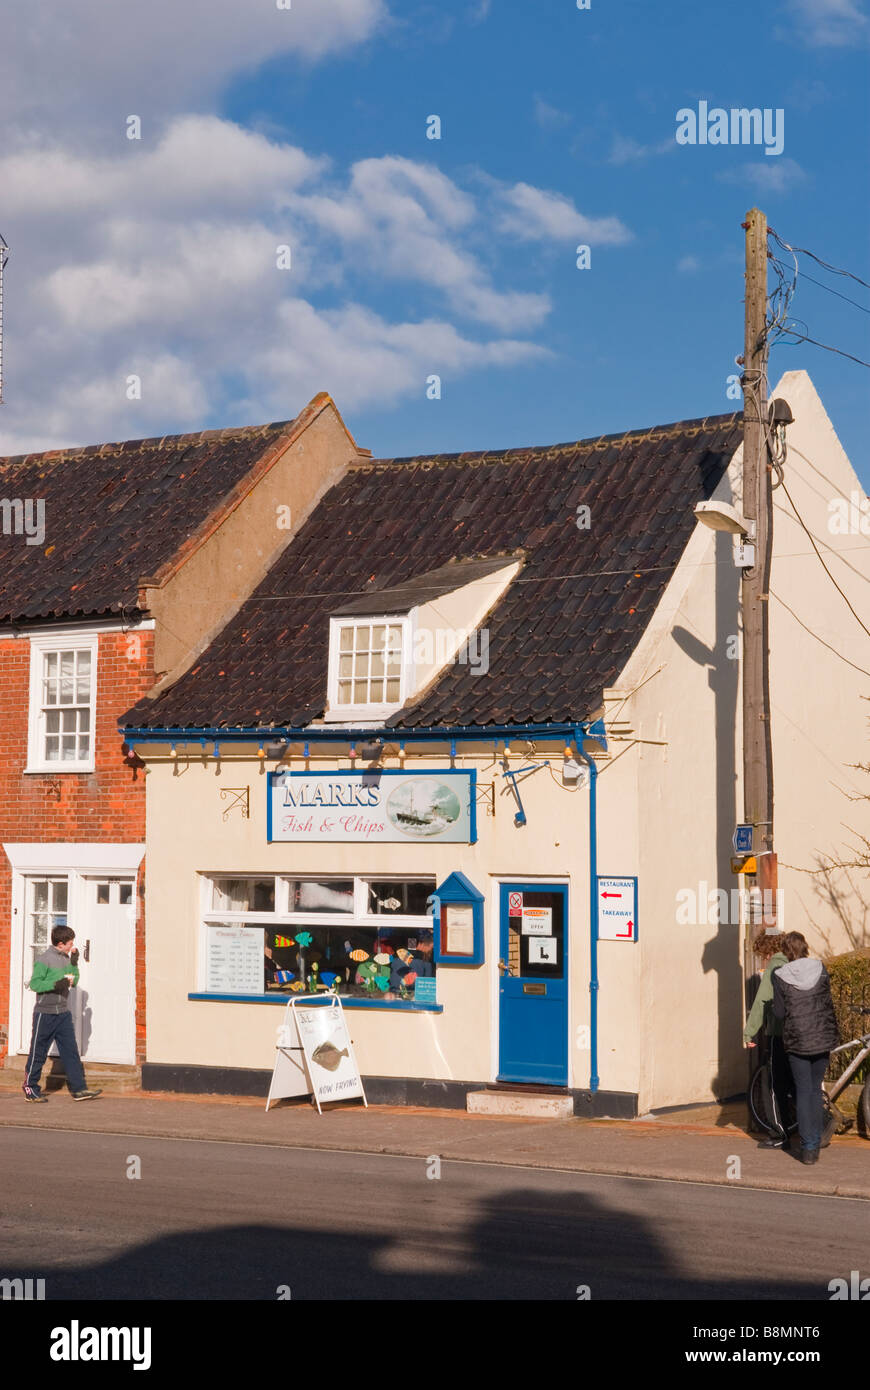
[{"x1": 575, "y1": 720, "x2": 607, "y2": 1095}]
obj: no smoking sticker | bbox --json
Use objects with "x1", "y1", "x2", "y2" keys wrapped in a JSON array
[{"x1": 508, "y1": 892, "x2": 523, "y2": 916}]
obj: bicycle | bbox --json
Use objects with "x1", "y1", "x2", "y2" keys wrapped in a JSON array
[{"x1": 749, "y1": 1007, "x2": 870, "y2": 1140}]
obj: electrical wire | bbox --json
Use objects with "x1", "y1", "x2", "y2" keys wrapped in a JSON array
[
  {"x1": 778, "y1": 477, "x2": 870, "y2": 640},
  {"x1": 773, "y1": 328, "x2": 870, "y2": 370},
  {"x1": 769, "y1": 590, "x2": 870, "y2": 679},
  {"x1": 790, "y1": 267, "x2": 870, "y2": 317},
  {"x1": 768, "y1": 228, "x2": 870, "y2": 292}
]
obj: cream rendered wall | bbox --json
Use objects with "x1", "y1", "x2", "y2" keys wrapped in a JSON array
[
  {"x1": 605, "y1": 369, "x2": 870, "y2": 1112},
  {"x1": 146, "y1": 400, "x2": 363, "y2": 689},
  {"x1": 409, "y1": 562, "x2": 521, "y2": 696},
  {"x1": 143, "y1": 741, "x2": 610, "y2": 1091}
]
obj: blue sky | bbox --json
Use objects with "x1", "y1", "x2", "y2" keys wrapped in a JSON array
[{"x1": 0, "y1": 0, "x2": 868, "y2": 475}]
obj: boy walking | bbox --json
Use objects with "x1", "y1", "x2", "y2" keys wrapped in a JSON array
[{"x1": 23, "y1": 926, "x2": 101, "y2": 1103}]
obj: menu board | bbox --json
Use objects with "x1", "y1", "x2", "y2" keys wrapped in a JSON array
[
  {"x1": 206, "y1": 925, "x2": 264, "y2": 995},
  {"x1": 443, "y1": 903, "x2": 475, "y2": 956}
]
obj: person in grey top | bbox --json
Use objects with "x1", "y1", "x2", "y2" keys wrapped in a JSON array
[{"x1": 772, "y1": 931, "x2": 840, "y2": 1165}]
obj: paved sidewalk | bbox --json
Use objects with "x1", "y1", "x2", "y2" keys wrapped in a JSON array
[{"x1": 1, "y1": 1085, "x2": 867, "y2": 1198}]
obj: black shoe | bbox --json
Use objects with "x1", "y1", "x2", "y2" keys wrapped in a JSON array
[
  {"x1": 23, "y1": 1089, "x2": 48, "y2": 1104},
  {"x1": 71, "y1": 1089, "x2": 102, "y2": 1101},
  {"x1": 800, "y1": 1147, "x2": 820, "y2": 1165}
]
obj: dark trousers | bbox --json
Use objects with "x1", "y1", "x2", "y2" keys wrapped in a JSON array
[
  {"x1": 768, "y1": 1035, "x2": 793, "y2": 1136},
  {"x1": 787, "y1": 1051, "x2": 829, "y2": 1151},
  {"x1": 23, "y1": 1010, "x2": 85, "y2": 1096}
]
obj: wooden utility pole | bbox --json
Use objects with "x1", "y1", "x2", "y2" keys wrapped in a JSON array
[{"x1": 741, "y1": 207, "x2": 777, "y2": 994}]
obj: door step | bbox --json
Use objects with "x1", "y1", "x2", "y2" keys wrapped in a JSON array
[
  {"x1": 467, "y1": 1088, "x2": 574, "y2": 1119},
  {"x1": 1, "y1": 1055, "x2": 141, "y2": 1094}
]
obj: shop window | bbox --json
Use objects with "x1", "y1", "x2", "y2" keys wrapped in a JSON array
[
  {"x1": 201, "y1": 873, "x2": 436, "y2": 1002},
  {"x1": 365, "y1": 879, "x2": 433, "y2": 916},
  {"x1": 286, "y1": 879, "x2": 354, "y2": 913},
  {"x1": 211, "y1": 877, "x2": 275, "y2": 913}
]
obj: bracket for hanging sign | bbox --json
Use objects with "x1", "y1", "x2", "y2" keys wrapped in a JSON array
[
  {"x1": 220, "y1": 786, "x2": 250, "y2": 820},
  {"x1": 476, "y1": 781, "x2": 496, "y2": 817}
]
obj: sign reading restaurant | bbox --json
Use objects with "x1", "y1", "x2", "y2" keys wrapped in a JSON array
[{"x1": 268, "y1": 769, "x2": 477, "y2": 843}]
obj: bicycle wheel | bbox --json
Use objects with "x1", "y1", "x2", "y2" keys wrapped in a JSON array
[{"x1": 750, "y1": 1064, "x2": 782, "y2": 1134}]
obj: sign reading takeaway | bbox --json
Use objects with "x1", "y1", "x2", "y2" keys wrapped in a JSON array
[{"x1": 268, "y1": 769, "x2": 476, "y2": 843}]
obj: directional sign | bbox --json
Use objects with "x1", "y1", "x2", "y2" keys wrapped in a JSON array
[
  {"x1": 597, "y1": 876, "x2": 638, "y2": 941},
  {"x1": 733, "y1": 824, "x2": 753, "y2": 855}
]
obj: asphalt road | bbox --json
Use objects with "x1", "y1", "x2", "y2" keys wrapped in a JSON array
[{"x1": 0, "y1": 1127, "x2": 865, "y2": 1300}]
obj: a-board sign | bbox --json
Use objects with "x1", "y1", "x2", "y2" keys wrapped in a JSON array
[{"x1": 266, "y1": 996, "x2": 367, "y2": 1115}]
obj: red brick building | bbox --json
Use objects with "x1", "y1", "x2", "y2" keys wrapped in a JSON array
[{"x1": 0, "y1": 396, "x2": 366, "y2": 1082}]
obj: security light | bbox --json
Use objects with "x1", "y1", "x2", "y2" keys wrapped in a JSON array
[{"x1": 693, "y1": 500, "x2": 754, "y2": 537}]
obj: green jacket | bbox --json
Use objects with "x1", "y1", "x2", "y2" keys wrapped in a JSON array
[{"x1": 743, "y1": 952, "x2": 787, "y2": 1042}]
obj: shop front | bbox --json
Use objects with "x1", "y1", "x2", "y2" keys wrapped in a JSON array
[{"x1": 130, "y1": 727, "x2": 631, "y2": 1113}]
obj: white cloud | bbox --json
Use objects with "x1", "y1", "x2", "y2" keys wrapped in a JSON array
[
  {"x1": 718, "y1": 157, "x2": 807, "y2": 195},
  {"x1": 608, "y1": 134, "x2": 675, "y2": 165},
  {"x1": 496, "y1": 183, "x2": 632, "y2": 245},
  {"x1": 677, "y1": 256, "x2": 700, "y2": 273},
  {"x1": 785, "y1": 0, "x2": 869, "y2": 46},
  {"x1": 0, "y1": 118, "x2": 560, "y2": 450},
  {"x1": 534, "y1": 97, "x2": 572, "y2": 130},
  {"x1": 0, "y1": 0, "x2": 388, "y2": 145}
]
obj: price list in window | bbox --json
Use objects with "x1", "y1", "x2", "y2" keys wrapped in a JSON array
[{"x1": 207, "y1": 926, "x2": 264, "y2": 994}]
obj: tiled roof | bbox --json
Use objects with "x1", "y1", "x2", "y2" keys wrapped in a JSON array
[
  {"x1": 123, "y1": 412, "x2": 742, "y2": 731},
  {"x1": 0, "y1": 418, "x2": 303, "y2": 623}
]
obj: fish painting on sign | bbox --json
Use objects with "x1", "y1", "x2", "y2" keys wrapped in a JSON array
[{"x1": 311, "y1": 1042, "x2": 350, "y2": 1072}]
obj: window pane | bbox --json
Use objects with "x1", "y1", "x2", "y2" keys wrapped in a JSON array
[
  {"x1": 288, "y1": 879, "x2": 354, "y2": 913},
  {"x1": 366, "y1": 880, "x2": 435, "y2": 915},
  {"x1": 369, "y1": 680, "x2": 384, "y2": 702},
  {"x1": 60, "y1": 737, "x2": 77, "y2": 760},
  {"x1": 97, "y1": 883, "x2": 110, "y2": 904},
  {"x1": 386, "y1": 678, "x2": 400, "y2": 701},
  {"x1": 211, "y1": 878, "x2": 275, "y2": 912},
  {"x1": 77, "y1": 651, "x2": 91, "y2": 676},
  {"x1": 339, "y1": 627, "x2": 353, "y2": 652},
  {"x1": 44, "y1": 653, "x2": 57, "y2": 677},
  {"x1": 45, "y1": 737, "x2": 59, "y2": 759},
  {"x1": 53, "y1": 881, "x2": 68, "y2": 911},
  {"x1": 355, "y1": 652, "x2": 369, "y2": 678},
  {"x1": 353, "y1": 680, "x2": 367, "y2": 703},
  {"x1": 60, "y1": 652, "x2": 75, "y2": 678},
  {"x1": 59, "y1": 679, "x2": 74, "y2": 705},
  {"x1": 338, "y1": 654, "x2": 352, "y2": 676},
  {"x1": 370, "y1": 651, "x2": 385, "y2": 678},
  {"x1": 388, "y1": 626, "x2": 402, "y2": 647},
  {"x1": 78, "y1": 732, "x2": 91, "y2": 759},
  {"x1": 337, "y1": 681, "x2": 352, "y2": 705},
  {"x1": 45, "y1": 711, "x2": 59, "y2": 733},
  {"x1": 120, "y1": 884, "x2": 133, "y2": 905},
  {"x1": 43, "y1": 679, "x2": 58, "y2": 705},
  {"x1": 76, "y1": 678, "x2": 91, "y2": 703},
  {"x1": 355, "y1": 626, "x2": 369, "y2": 651},
  {"x1": 79, "y1": 709, "x2": 90, "y2": 731},
  {"x1": 34, "y1": 881, "x2": 48, "y2": 911}
]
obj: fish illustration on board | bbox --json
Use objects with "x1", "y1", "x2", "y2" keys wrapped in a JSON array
[{"x1": 311, "y1": 1042, "x2": 350, "y2": 1072}]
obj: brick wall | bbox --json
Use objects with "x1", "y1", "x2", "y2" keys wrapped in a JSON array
[{"x1": 0, "y1": 628, "x2": 153, "y2": 1064}]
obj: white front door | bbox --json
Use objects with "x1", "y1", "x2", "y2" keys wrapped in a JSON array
[{"x1": 72, "y1": 877, "x2": 136, "y2": 1064}]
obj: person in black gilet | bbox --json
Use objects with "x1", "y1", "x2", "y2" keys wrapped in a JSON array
[{"x1": 772, "y1": 931, "x2": 840, "y2": 1165}]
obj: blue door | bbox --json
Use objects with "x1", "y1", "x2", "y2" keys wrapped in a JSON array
[{"x1": 498, "y1": 884, "x2": 568, "y2": 1084}]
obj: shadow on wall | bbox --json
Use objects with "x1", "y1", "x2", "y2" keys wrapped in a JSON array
[{"x1": 671, "y1": 529, "x2": 743, "y2": 1113}]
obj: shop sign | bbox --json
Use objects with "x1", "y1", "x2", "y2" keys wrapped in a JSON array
[
  {"x1": 521, "y1": 906, "x2": 551, "y2": 935},
  {"x1": 597, "y1": 876, "x2": 638, "y2": 941},
  {"x1": 266, "y1": 996, "x2": 367, "y2": 1115},
  {"x1": 268, "y1": 769, "x2": 476, "y2": 843}
]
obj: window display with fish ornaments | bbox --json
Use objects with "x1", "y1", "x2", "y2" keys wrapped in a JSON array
[{"x1": 200, "y1": 874, "x2": 437, "y2": 1002}]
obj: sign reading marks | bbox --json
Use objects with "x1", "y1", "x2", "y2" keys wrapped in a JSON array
[
  {"x1": 597, "y1": 877, "x2": 638, "y2": 941},
  {"x1": 269, "y1": 770, "x2": 474, "y2": 843}
]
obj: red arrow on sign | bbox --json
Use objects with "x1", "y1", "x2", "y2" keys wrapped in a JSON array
[
  {"x1": 601, "y1": 892, "x2": 622, "y2": 898},
  {"x1": 616, "y1": 919, "x2": 634, "y2": 938}
]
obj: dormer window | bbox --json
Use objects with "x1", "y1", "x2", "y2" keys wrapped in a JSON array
[
  {"x1": 327, "y1": 616, "x2": 410, "y2": 721},
  {"x1": 324, "y1": 555, "x2": 523, "y2": 724}
]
